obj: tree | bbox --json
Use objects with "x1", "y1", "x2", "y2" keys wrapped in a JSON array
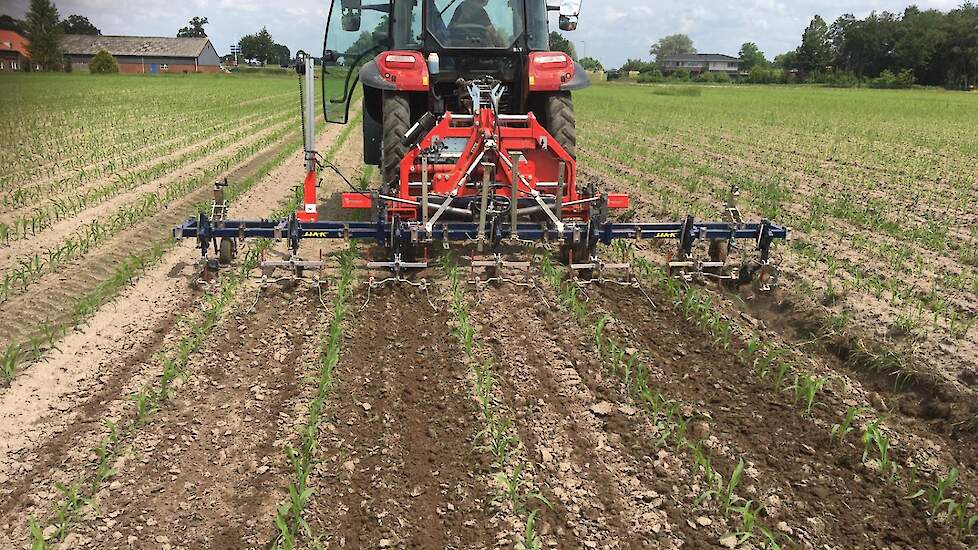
[
  {"x1": 272, "y1": 43, "x2": 291, "y2": 66},
  {"x1": 25, "y1": 0, "x2": 63, "y2": 71},
  {"x1": 579, "y1": 56, "x2": 603, "y2": 71},
  {"x1": 59, "y1": 14, "x2": 100, "y2": 35},
  {"x1": 649, "y1": 34, "x2": 695, "y2": 63},
  {"x1": 88, "y1": 49, "x2": 119, "y2": 73},
  {"x1": 548, "y1": 31, "x2": 577, "y2": 60},
  {"x1": 943, "y1": 2, "x2": 978, "y2": 89},
  {"x1": 738, "y1": 42, "x2": 767, "y2": 71},
  {"x1": 620, "y1": 58, "x2": 656, "y2": 73},
  {"x1": 0, "y1": 14, "x2": 25, "y2": 34},
  {"x1": 796, "y1": 15, "x2": 831, "y2": 73},
  {"x1": 177, "y1": 16, "x2": 208, "y2": 38},
  {"x1": 239, "y1": 26, "x2": 275, "y2": 64}
]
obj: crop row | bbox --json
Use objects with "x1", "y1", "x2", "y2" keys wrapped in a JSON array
[
  {"x1": 0, "y1": 101, "x2": 291, "y2": 211},
  {"x1": 0, "y1": 119, "x2": 298, "y2": 306},
  {"x1": 615, "y1": 245, "x2": 978, "y2": 545},
  {"x1": 272, "y1": 246, "x2": 356, "y2": 548},
  {"x1": 535, "y1": 251, "x2": 792, "y2": 548},
  {"x1": 0, "y1": 111, "x2": 297, "y2": 247},
  {"x1": 27, "y1": 242, "x2": 267, "y2": 548},
  {"x1": 0, "y1": 75, "x2": 298, "y2": 183},
  {"x1": 0, "y1": 111, "x2": 329, "y2": 387},
  {"x1": 579, "y1": 143, "x2": 977, "y2": 344},
  {"x1": 18, "y1": 105, "x2": 343, "y2": 546},
  {"x1": 0, "y1": 91, "x2": 296, "y2": 194},
  {"x1": 441, "y1": 255, "x2": 549, "y2": 548}
]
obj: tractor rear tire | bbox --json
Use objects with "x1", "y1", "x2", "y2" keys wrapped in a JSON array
[
  {"x1": 382, "y1": 92, "x2": 411, "y2": 189},
  {"x1": 543, "y1": 92, "x2": 577, "y2": 159}
]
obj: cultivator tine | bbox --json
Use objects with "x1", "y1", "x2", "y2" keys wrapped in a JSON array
[
  {"x1": 361, "y1": 275, "x2": 437, "y2": 312},
  {"x1": 469, "y1": 253, "x2": 535, "y2": 288}
]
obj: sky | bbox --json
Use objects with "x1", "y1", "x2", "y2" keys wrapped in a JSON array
[{"x1": 0, "y1": 0, "x2": 966, "y2": 67}]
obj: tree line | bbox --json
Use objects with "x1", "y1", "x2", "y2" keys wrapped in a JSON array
[
  {"x1": 595, "y1": 3, "x2": 977, "y2": 90},
  {"x1": 783, "y1": 4, "x2": 978, "y2": 89}
]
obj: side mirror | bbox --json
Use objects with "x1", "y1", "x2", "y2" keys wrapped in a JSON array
[
  {"x1": 341, "y1": 0, "x2": 362, "y2": 31},
  {"x1": 557, "y1": 0, "x2": 581, "y2": 31},
  {"x1": 342, "y1": 9, "x2": 362, "y2": 31},
  {"x1": 559, "y1": 15, "x2": 578, "y2": 31},
  {"x1": 323, "y1": 50, "x2": 338, "y2": 63}
]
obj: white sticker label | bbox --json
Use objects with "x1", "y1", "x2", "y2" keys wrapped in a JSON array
[{"x1": 305, "y1": 204, "x2": 317, "y2": 214}]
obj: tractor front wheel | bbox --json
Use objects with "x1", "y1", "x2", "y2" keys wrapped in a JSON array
[{"x1": 382, "y1": 92, "x2": 411, "y2": 190}]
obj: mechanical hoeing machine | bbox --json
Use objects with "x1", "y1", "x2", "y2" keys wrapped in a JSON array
[{"x1": 175, "y1": 0, "x2": 788, "y2": 287}]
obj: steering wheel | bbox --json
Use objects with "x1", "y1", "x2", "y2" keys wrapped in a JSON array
[{"x1": 450, "y1": 24, "x2": 494, "y2": 46}]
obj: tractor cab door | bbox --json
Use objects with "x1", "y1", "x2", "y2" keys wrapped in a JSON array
[{"x1": 323, "y1": 0, "x2": 393, "y2": 123}]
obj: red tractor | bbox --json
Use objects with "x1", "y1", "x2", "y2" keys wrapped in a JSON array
[{"x1": 324, "y1": 0, "x2": 627, "y2": 262}]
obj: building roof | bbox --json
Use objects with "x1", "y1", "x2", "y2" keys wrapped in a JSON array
[
  {"x1": 663, "y1": 53, "x2": 741, "y2": 62},
  {"x1": 0, "y1": 30, "x2": 30, "y2": 58},
  {"x1": 62, "y1": 34, "x2": 212, "y2": 58}
]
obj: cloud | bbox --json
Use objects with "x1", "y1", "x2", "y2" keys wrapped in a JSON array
[{"x1": 1, "y1": 0, "x2": 963, "y2": 67}]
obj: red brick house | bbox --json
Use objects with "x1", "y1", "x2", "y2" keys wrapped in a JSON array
[{"x1": 0, "y1": 29, "x2": 30, "y2": 71}]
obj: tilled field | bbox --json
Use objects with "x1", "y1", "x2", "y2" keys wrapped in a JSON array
[{"x1": 1, "y1": 75, "x2": 977, "y2": 549}]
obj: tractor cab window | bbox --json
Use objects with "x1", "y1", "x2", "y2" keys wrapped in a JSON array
[
  {"x1": 430, "y1": 0, "x2": 525, "y2": 49},
  {"x1": 393, "y1": 0, "x2": 423, "y2": 49},
  {"x1": 322, "y1": 1, "x2": 391, "y2": 123}
]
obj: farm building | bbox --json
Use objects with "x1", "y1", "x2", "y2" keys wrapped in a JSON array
[
  {"x1": 0, "y1": 29, "x2": 32, "y2": 71},
  {"x1": 62, "y1": 34, "x2": 222, "y2": 74},
  {"x1": 661, "y1": 54, "x2": 742, "y2": 76}
]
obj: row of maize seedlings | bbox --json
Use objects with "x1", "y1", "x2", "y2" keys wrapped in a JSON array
[
  {"x1": 260, "y1": 114, "x2": 363, "y2": 548},
  {"x1": 441, "y1": 254, "x2": 550, "y2": 549},
  {"x1": 0, "y1": 114, "x2": 328, "y2": 387},
  {"x1": 535, "y1": 252, "x2": 790, "y2": 549},
  {"x1": 272, "y1": 245, "x2": 357, "y2": 549},
  {"x1": 22, "y1": 110, "x2": 348, "y2": 546},
  {"x1": 27, "y1": 243, "x2": 265, "y2": 548},
  {"x1": 0, "y1": 242, "x2": 167, "y2": 386},
  {"x1": 620, "y1": 248, "x2": 978, "y2": 545},
  {"x1": 0, "y1": 112, "x2": 296, "y2": 248},
  {"x1": 0, "y1": 105, "x2": 288, "y2": 210},
  {"x1": 587, "y1": 126, "x2": 977, "y2": 347},
  {"x1": 0, "y1": 118, "x2": 300, "y2": 305},
  {"x1": 0, "y1": 82, "x2": 297, "y2": 191}
]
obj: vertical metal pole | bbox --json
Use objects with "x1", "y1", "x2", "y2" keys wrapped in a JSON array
[
  {"x1": 510, "y1": 152, "x2": 522, "y2": 240},
  {"x1": 304, "y1": 53, "x2": 316, "y2": 173},
  {"x1": 421, "y1": 156, "x2": 430, "y2": 229},
  {"x1": 556, "y1": 160, "x2": 565, "y2": 221},
  {"x1": 477, "y1": 162, "x2": 492, "y2": 252}
]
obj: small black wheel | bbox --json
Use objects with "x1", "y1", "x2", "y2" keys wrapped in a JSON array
[
  {"x1": 218, "y1": 238, "x2": 234, "y2": 265},
  {"x1": 707, "y1": 239, "x2": 729, "y2": 278}
]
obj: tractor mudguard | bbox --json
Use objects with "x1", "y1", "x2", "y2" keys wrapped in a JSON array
[
  {"x1": 561, "y1": 61, "x2": 591, "y2": 91},
  {"x1": 359, "y1": 61, "x2": 397, "y2": 91}
]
